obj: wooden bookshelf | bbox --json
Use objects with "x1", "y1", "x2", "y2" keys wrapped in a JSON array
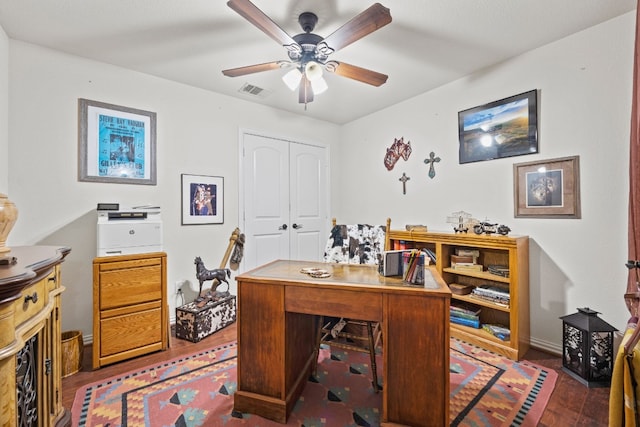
[{"x1": 387, "y1": 229, "x2": 529, "y2": 360}]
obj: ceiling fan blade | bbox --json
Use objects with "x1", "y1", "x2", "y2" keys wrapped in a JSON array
[
  {"x1": 227, "y1": 0, "x2": 300, "y2": 51},
  {"x1": 327, "y1": 61, "x2": 388, "y2": 87},
  {"x1": 298, "y1": 75, "x2": 314, "y2": 104},
  {"x1": 222, "y1": 61, "x2": 289, "y2": 77},
  {"x1": 318, "y1": 3, "x2": 392, "y2": 54}
]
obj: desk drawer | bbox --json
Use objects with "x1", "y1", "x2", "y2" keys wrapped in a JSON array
[{"x1": 285, "y1": 286, "x2": 382, "y2": 321}]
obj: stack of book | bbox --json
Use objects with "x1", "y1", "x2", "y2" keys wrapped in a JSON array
[
  {"x1": 482, "y1": 324, "x2": 511, "y2": 341},
  {"x1": 450, "y1": 303, "x2": 481, "y2": 328},
  {"x1": 451, "y1": 249, "x2": 482, "y2": 272},
  {"x1": 487, "y1": 265, "x2": 509, "y2": 278},
  {"x1": 456, "y1": 248, "x2": 479, "y2": 263},
  {"x1": 402, "y1": 250, "x2": 426, "y2": 285},
  {"x1": 471, "y1": 284, "x2": 510, "y2": 306}
]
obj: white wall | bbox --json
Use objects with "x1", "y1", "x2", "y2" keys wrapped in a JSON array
[
  {"x1": 0, "y1": 25, "x2": 8, "y2": 192},
  {"x1": 336, "y1": 12, "x2": 635, "y2": 352},
  {"x1": 7, "y1": 40, "x2": 340, "y2": 342}
]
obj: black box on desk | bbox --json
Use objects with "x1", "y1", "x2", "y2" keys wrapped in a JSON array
[{"x1": 175, "y1": 295, "x2": 236, "y2": 342}]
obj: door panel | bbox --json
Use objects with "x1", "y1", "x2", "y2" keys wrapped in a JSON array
[
  {"x1": 290, "y1": 142, "x2": 327, "y2": 262},
  {"x1": 243, "y1": 134, "x2": 290, "y2": 269},
  {"x1": 242, "y1": 132, "x2": 329, "y2": 272}
]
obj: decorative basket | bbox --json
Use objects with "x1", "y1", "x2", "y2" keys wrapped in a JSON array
[{"x1": 61, "y1": 330, "x2": 84, "y2": 378}]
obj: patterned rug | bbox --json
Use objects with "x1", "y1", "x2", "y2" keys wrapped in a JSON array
[{"x1": 72, "y1": 340, "x2": 557, "y2": 426}]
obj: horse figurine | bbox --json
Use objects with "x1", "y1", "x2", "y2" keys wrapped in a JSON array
[{"x1": 194, "y1": 256, "x2": 231, "y2": 300}]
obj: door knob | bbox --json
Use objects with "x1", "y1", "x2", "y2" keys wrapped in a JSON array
[
  {"x1": 292, "y1": 223, "x2": 303, "y2": 229},
  {"x1": 279, "y1": 224, "x2": 288, "y2": 230}
]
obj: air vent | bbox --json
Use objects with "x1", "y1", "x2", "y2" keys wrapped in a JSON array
[{"x1": 239, "y1": 83, "x2": 270, "y2": 98}]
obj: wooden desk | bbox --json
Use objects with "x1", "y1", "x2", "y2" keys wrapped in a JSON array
[{"x1": 234, "y1": 260, "x2": 451, "y2": 427}]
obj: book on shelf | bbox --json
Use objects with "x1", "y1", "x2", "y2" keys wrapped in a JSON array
[
  {"x1": 405, "y1": 224, "x2": 428, "y2": 232},
  {"x1": 421, "y1": 248, "x2": 437, "y2": 263},
  {"x1": 473, "y1": 284, "x2": 509, "y2": 298},
  {"x1": 471, "y1": 284, "x2": 510, "y2": 306},
  {"x1": 455, "y1": 248, "x2": 480, "y2": 263},
  {"x1": 487, "y1": 265, "x2": 510, "y2": 278},
  {"x1": 393, "y1": 240, "x2": 409, "y2": 250},
  {"x1": 449, "y1": 283, "x2": 475, "y2": 295},
  {"x1": 451, "y1": 254, "x2": 473, "y2": 264},
  {"x1": 482, "y1": 324, "x2": 511, "y2": 341},
  {"x1": 450, "y1": 305, "x2": 480, "y2": 321},
  {"x1": 452, "y1": 263, "x2": 483, "y2": 272},
  {"x1": 450, "y1": 315, "x2": 480, "y2": 328}
]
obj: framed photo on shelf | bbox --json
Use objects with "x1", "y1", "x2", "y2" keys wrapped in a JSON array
[
  {"x1": 78, "y1": 98, "x2": 157, "y2": 185},
  {"x1": 458, "y1": 90, "x2": 538, "y2": 164},
  {"x1": 513, "y1": 155, "x2": 581, "y2": 218},
  {"x1": 181, "y1": 174, "x2": 224, "y2": 225}
]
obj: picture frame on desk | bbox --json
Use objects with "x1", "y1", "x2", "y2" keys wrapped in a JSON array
[
  {"x1": 458, "y1": 90, "x2": 538, "y2": 164},
  {"x1": 78, "y1": 98, "x2": 157, "y2": 185},
  {"x1": 513, "y1": 155, "x2": 581, "y2": 218},
  {"x1": 181, "y1": 174, "x2": 224, "y2": 225}
]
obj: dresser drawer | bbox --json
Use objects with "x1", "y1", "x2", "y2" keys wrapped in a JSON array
[
  {"x1": 99, "y1": 265, "x2": 162, "y2": 309},
  {"x1": 14, "y1": 270, "x2": 54, "y2": 327}
]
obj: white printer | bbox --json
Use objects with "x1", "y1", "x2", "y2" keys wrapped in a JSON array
[{"x1": 97, "y1": 204, "x2": 163, "y2": 256}]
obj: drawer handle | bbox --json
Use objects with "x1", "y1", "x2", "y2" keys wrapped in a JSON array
[{"x1": 24, "y1": 292, "x2": 38, "y2": 304}]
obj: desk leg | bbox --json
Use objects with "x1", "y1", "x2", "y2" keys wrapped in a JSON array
[
  {"x1": 382, "y1": 293, "x2": 450, "y2": 427},
  {"x1": 234, "y1": 281, "x2": 315, "y2": 423}
]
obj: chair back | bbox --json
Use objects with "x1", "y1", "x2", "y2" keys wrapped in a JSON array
[{"x1": 323, "y1": 221, "x2": 388, "y2": 265}]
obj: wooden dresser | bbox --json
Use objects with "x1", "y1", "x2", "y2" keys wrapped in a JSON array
[
  {"x1": 92, "y1": 252, "x2": 167, "y2": 369},
  {"x1": 0, "y1": 245, "x2": 71, "y2": 427}
]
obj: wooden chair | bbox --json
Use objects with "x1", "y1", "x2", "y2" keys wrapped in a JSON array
[{"x1": 313, "y1": 218, "x2": 390, "y2": 392}]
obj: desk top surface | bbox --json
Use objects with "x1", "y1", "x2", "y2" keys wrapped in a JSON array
[{"x1": 237, "y1": 259, "x2": 451, "y2": 296}]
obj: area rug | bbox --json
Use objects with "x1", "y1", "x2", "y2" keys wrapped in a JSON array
[{"x1": 72, "y1": 340, "x2": 557, "y2": 427}]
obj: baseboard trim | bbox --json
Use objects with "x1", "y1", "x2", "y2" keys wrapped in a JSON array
[{"x1": 529, "y1": 336, "x2": 562, "y2": 357}]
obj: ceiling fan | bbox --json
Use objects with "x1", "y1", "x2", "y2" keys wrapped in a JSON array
[{"x1": 222, "y1": 0, "x2": 392, "y2": 106}]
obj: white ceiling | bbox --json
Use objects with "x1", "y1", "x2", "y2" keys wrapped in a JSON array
[{"x1": 0, "y1": 0, "x2": 635, "y2": 124}]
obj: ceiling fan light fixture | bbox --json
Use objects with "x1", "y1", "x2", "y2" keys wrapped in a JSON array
[
  {"x1": 311, "y1": 76, "x2": 328, "y2": 95},
  {"x1": 304, "y1": 61, "x2": 323, "y2": 81},
  {"x1": 282, "y1": 68, "x2": 302, "y2": 90}
]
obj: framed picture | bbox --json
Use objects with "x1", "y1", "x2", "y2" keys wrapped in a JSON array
[
  {"x1": 78, "y1": 98, "x2": 157, "y2": 185},
  {"x1": 458, "y1": 90, "x2": 538, "y2": 164},
  {"x1": 181, "y1": 174, "x2": 224, "y2": 225},
  {"x1": 513, "y1": 155, "x2": 581, "y2": 218}
]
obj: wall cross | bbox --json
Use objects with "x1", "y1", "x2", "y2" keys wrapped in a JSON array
[
  {"x1": 399, "y1": 173, "x2": 410, "y2": 195},
  {"x1": 424, "y1": 152, "x2": 441, "y2": 179}
]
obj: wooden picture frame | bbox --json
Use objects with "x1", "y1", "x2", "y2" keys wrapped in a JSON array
[
  {"x1": 78, "y1": 98, "x2": 157, "y2": 185},
  {"x1": 181, "y1": 174, "x2": 224, "y2": 225},
  {"x1": 458, "y1": 90, "x2": 538, "y2": 164},
  {"x1": 513, "y1": 155, "x2": 581, "y2": 218}
]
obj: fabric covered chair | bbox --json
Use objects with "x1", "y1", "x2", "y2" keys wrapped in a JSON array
[{"x1": 313, "y1": 218, "x2": 390, "y2": 392}]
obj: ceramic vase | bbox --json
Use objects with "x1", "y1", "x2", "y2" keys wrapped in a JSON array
[{"x1": 0, "y1": 193, "x2": 18, "y2": 254}]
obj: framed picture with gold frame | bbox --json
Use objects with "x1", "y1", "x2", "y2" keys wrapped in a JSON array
[{"x1": 513, "y1": 156, "x2": 581, "y2": 218}]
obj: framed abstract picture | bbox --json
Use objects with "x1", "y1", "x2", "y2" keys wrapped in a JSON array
[
  {"x1": 78, "y1": 98, "x2": 157, "y2": 185},
  {"x1": 513, "y1": 156, "x2": 581, "y2": 218},
  {"x1": 181, "y1": 174, "x2": 224, "y2": 225},
  {"x1": 458, "y1": 90, "x2": 538, "y2": 164}
]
